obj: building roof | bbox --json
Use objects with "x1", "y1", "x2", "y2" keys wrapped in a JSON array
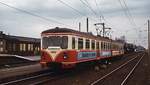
[
  {"x1": 6, "y1": 35, "x2": 40, "y2": 43},
  {"x1": 0, "y1": 31, "x2": 40, "y2": 43}
]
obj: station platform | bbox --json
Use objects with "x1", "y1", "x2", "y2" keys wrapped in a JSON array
[
  {"x1": 15, "y1": 55, "x2": 40, "y2": 61},
  {"x1": 0, "y1": 54, "x2": 40, "y2": 61}
]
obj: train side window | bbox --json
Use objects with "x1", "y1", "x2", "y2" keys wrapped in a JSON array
[
  {"x1": 101, "y1": 42, "x2": 103, "y2": 50},
  {"x1": 72, "y1": 37, "x2": 75, "y2": 49},
  {"x1": 107, "y1": 43, "x2": 108, "y2": 50},
  {"x1": 78, "y1": 38, "x2": 83, "y2": 49},
  {"x1": 85, "y1": 39, "x2": 90, "y2": 49},
  {"x1": 96, "y1": 41, "x2": 99, "y2": 50},
  {"x1": 103, "y1": 42, "x2": 105, "y2": 50},
  {"x1": 107, "y1": 43, "x2": 109, "y2": 50},
  {"x1": 105, "y1": 42, "x2": 107, "y2": 50},
  {"x1": 92, "y1": 40, "x2": 95, "y2": 50},
  {"x1": 109, "y1": 43, "x2": 111, "y2": 50}
]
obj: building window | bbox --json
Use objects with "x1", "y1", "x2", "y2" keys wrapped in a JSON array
[
  {"x1": 72, "y1": 37, "x2": 75, "y2": 49},
  {"x1": 37, "y1": 47, "x2": 40, "y2": 51},
  {"x1": 0, "y1": 47, "x2": 3, "y2": 52},
  {"x1": 28, "y1": 44, "x2": 31, "y2": 51},
  {"x1": 92, "y1": 40, "x2": 95, "y2": 50},
  {"x1": 85, "y1": 39, "x2": 90, "y2": 49},
  {"x1": 20, "y1": 44, "x2": 22, "y2": 51},
  {"x1": 0, "y1": 41, "x2": 3, "y2": 45},
  {"x1": 23, "y1": 44, "x2": 26, "y2": 51},
  {"x1": 78, "y1": 38, "x2": 83, "y2": 49},
  {"x1": 28, "y1": 44, "x2": 33, "y2": 51},
  {"x1": 13, "y1": 43, "x2": 16, "y2": 51},
  {"x1": 31, "y1": 44, "x2": 33, "y2": 51}
]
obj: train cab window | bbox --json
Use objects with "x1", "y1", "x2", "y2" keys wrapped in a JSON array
[
  {"x1": 78, "y1": 38, "x2": 83, "y2": 49},
  {"x1": 96, "y1": 41, "x2": 99, "y2": 50},
  {"x1": 42, "y1": 36, "x2": 68, "y2": 49},
  {"x1": 72, "y1": 37, "x2": 75, "y2": 49},
  {"x1": 85, "y1": 39, "x2": 90, "y2": 49},
  {"x1": 92, "y1": 40, "x2": 95, "y2": 50}
]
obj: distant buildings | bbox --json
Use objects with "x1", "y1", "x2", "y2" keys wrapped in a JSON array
[{"x1": 0, "y1": 31, "x2": 40, "y2": 56}]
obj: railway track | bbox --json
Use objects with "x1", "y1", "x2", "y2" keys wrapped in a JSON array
[
  {"x1": 90, "y1": 53, "x2": 145, "y2": 85},
  {"x1": 0, "y1": 52, "x2": 143, "y2": 85},
  {"x1": 0, "y1": 69, "x2": 72, "y2": 85},
  {"x1": 0, "y1": 71, "x2": 54, "y2": 85}
]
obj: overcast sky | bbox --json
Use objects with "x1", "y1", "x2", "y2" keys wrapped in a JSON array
[{"x1": 0, "y1": 0, "x2": 149, "y2": 48}]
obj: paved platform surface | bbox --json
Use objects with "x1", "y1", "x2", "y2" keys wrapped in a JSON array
[
  {"x1": 15, "y1": 55, "x2": 40, "y2": 61},
  {"x1": 0, "y1": 54, "x2": 40, "y2": 61}
]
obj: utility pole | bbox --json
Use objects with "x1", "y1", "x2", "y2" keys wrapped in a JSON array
[
  {"x1": 148, "y1": 20, "x2": 150, "y2": 57},
  {"x1": 86, "y1": 17, "x2": 89, "y2": 32},
  {"x1": 79, "y1": 22, "x2": 81, "y2": 32},
  {"x1": 101, "y1": 23, "x2": 105, "y2": 37}
]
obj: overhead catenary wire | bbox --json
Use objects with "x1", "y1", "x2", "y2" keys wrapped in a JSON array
[
  {"x1": 58, "y1": 0, "x2": 119, "y2": 32},
  {"x1": 0, "y1": 1, "x2": 77, "y2": 28},
  {"x1": 57, "y1": 0, "x2": 84, "y2": 17},
  {"x1": 117, "y1": 0, "x2": 141, "y2": 45},
  {"x1": 94, "y1": 0, "x2": 120, "y2": 31},
  {"x1": 80, "y1": 0, "x2": 115, "y2": 31},
  {"x1": 80, "y1": 0, "x2": 99, "y2": 19},
  {"x1": 117, "y1": 0, "x2": 135, "y2": 27},
  {"x1": 122, "y1": 0, "x2": 137, "y2": 27},
  {"x1": 94, "y1": 0, "x2": 104, "y2": 21},
  {"x1": 57, "y1": 0, "x2": 98, "y2": 22}
]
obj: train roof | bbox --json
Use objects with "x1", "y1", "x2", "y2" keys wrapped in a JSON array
[{"x1": 42, "y1": 27, "x2": 111, "y2": 41}]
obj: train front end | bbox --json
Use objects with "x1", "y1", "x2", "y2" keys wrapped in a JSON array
[{"x1": 40, "y1": 33, "x2": 76, "y2": 69}]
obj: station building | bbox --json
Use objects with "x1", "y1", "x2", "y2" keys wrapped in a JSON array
[{"x1": 0, "y1": 31, "x2": 40, "y2": 56}]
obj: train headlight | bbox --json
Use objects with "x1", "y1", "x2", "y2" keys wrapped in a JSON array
[{"x1": 63, "y1": 52, "x2": 68, "y2": 59}]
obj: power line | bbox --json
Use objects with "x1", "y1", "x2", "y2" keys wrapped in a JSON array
[
  {"x1": 0, "y1": 1, "x2": 77, "y2": 28},
  {"x1": 57, "y1": 0, "x2": 84, "y2": 17},
  {"x1": 94, "y1": 0, "x2": 120, "y2": 30},
  {"x1": 94, "y1": 0, "x2": 104, "y2": 21},
  {"x1": 80, "y1": 0, "x2": 98, "y2": 18},
  {"x1": 118, "y1": 0, "x2": 134, "y2": 27},
  {"x1": 80, "y1": 0, "x2": 116, "y2": 29},
  {"x1": 57, "y1": 0, "x2": 98, "y2": 22},
  {"x1": 122, "y1": 0, "x2": 137, "y2": 27}
]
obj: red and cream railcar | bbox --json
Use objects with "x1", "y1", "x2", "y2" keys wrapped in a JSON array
[
  {"x1": 40, "y1": 27, "x2": 124, "y2": 69},
  {"x1": 111, "y1": 40, "x2": 124, "y2": 56}
]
